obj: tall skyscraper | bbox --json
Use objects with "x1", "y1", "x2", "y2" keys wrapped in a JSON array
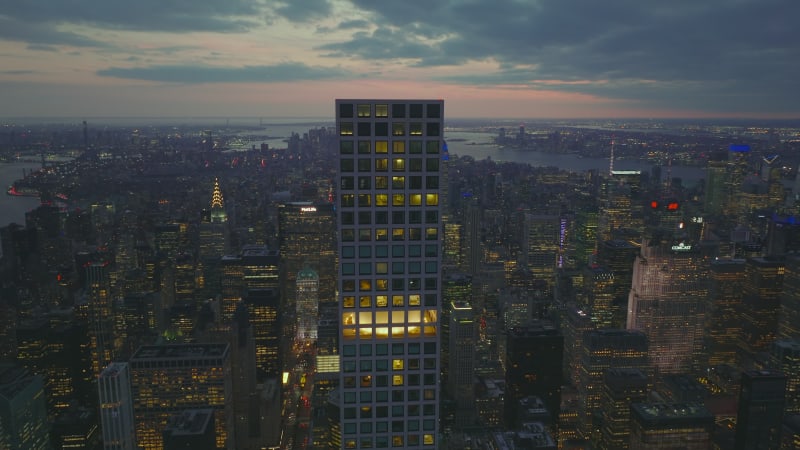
[
  {"x1": 735, "y1": 370, "x2": 787, "y2": 449},
  {"x1": 87, "y1": 260, "x2": 115, "y2": 377},
  {"x1": 629, "y1": 402, "x2": 714, "y2": 449},
  {"x1": 447, "y1": 300, "x2": 476, "y2": 428},
  {"x1": 199, "y1": 178, "x2": 229, "y2": 260},
  {"x1": 336, "y1": 99, "x2": 444, "y2": 449},
  {"x1": 704, "y1": 259, "x2": 746, "y2": 367},
  {"x1": 627, "y1": 238, "x2": 707, "y2": 374},
  {"x1": 98, "y1": 362, "x2": 137, "y2": 450},
  {"x1": 296, "y1": 266, "x2": 320, "y2": 345}
]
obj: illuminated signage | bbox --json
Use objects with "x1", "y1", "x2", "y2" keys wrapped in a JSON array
[
  {"x1": 671, "y1": 242, "x2": 692, "y2": 251},
  {"x1": 691, "y1": 217, "x2": 703, "y2": 223},
  {"x1": 300, "y1": 206, "x2": 317, "y2": 213}
]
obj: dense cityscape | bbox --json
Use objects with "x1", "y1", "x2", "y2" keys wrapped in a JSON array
[{"x1": 1, "y1": 105, "x2": 800, "y2": 450}]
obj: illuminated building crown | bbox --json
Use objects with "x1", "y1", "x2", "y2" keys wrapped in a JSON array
[{"x1": 210, "y1": 178, "x2": 227, "y2": 223}]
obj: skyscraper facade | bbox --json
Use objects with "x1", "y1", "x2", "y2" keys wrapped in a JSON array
[
  {"x1": 336, "y1": 99, "x2": 444, "y2": 449},
  {"x1": 735, "y1": 370, "x2": 787, "y2": 449},
  {"x1": 98, "y1": 362, "x2": 137, "y2": 450}
]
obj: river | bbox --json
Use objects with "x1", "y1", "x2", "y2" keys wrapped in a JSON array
[{"x1": 0, "y1": 162, "x2": 42, "y2": 227}]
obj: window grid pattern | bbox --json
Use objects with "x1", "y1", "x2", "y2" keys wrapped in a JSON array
[{"x1": 337, "y1": 100, "x2": 442, "y2": 449}]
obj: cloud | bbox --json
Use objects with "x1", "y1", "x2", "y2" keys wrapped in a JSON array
[
  {"x1": 0, "y1": 0, "x2": 264, "y2": 37},
  {"x1": 271, "y1": 0, "x2": 335, "y2": 23},
  {"x1": 96, "y1": 62, "x2": 351, "y2": 83},
  {"x1": 323, "y1": 0, "x2": 800, "y2": 114}
]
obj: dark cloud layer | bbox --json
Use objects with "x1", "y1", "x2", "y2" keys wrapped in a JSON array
[
  {"x1": 97, "y1": 62, "x2": 350, "y2": 83},
  {"x1": 332, "y1": 0, "x2": 800, "y2": 114}
]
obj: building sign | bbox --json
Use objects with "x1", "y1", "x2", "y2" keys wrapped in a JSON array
[
  {"x1": 671, "y1": 242, "x2": 692, "y2": 251},
  {"x1": 300, "y1": 206, "x2": 317, "y2": 213}
]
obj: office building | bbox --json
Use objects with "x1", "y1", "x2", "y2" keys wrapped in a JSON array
[
  {"x1": 199, "y1": 178, "x2": 229, "y2": 260},
  {"x1": 0, "y1": 362, "x2": 50, "y2": 450},
  {"x1": 771, "y1": 340, "x2": 800, "y2": 414},
  {"x1": 735, "y1": 370, "x2": 786, "y2": 449},
  {"x1": 578, "y1": 329, "x2": 649, "y2": 438},
  {"x1": 98, "y1": 362, "x2": 137, "y2": 450},
  {"x1": 129, "y1": 343, "x2": 232, "y2": 449},
  {"x1": 162, "y1": 409, "x2": 216, "y2": 450},
  {"x1": 336, "y1": 99, "x2": 444, "y2": 449},
  {"x1": 704, "y1": 259, "x2": 746, "y2": 367},
  {"x1": 779, "y1": 254, "x2": 800, "y2": 341},
  {"x1": 597, "y1": 368, "x2": 648, "y2": 450},
  {"x1": 87, "y1": 260, "x2": 115, "y2": 377},
  {"x1": 629, "y1": 402, "x2": 714, "y2": 449},
  {"x1": 505, "y1": 321, "x2": 563, "y2": 430},
  {"x1": 627, "y1": 238, "x2": 707, "y2": 374},
  {"x1": 278, "y1": 202, "x2": 336, "y2": 310},
  {"x1": 296, "y1": 266, "x2": 320, "y2": 345},
  {"x1": 448, "y1": 300, "x2": 477, "y2": 428},
  {"x1": 740, "y1": 257, "x2": 784, "y2": 363}
]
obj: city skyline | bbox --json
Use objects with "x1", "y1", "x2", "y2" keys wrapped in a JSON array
[{"x1": 1, "y1": 0, "x2": 798, "y2": 119}]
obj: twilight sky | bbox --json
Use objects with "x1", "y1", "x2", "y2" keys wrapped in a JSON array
[{"x1": 0, "y1": 0, "x2": 798, "y2": 119}]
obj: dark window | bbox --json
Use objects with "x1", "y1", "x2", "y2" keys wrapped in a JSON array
[
  {"x1": 340, "y1": 159, "x2": 354, "y2": 172},
  {"x1": 357, "y1": 122, "x2": 371, "y2": 136},
  {"x1": 359, "y1": 211, "x2": 371, "y2": 224},
  {"x1": 340, "y1": 141, "x2": 354, "y2": 154},
  {"x1": 409, "y1": 176, "x2": 422, "y2": 189},
  {"x1": 341, "y1": 177, "x2": 354, "y2": 190},
  {"x1": 426, "y1": 176, "x2": 439, "y2": 189},
  {"x1": 410, "y1": 103, "x2": 423, "y2": 118},
  {"x1": 339, "y1": 103, "x2": 354, "y2": 118},
  {"x1": 426, "y1": 123, "x2": 440, "y2": 136},
  {"x1": 426, "y1": 158, "x2": 439, "y2": 171},
  {"x1": 426, "y1": 103, "x2": 441, "y2": 118},
  {"x1": 341, "y1": 211, "x2": 354, "y2": 225},
  {"x1": 392, "y1": 103, "x2": 406, "y2": 118},
  {"x1": 358, "y1": 159, "x2": 371, "y2": 172},
  {"x1": 409, "y1": 211, "x2": 422, "y2": 224},
  {"x1": 375, "y1": 122, "x2": 389, "y2": 136}
]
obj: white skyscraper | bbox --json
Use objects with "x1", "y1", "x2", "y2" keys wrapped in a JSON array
[
  {"x1": 98, "y1": 362, "x2": 137, "y2": 450},
  {"x1": 336, "y1": 99, "x2": 444, "y2": 449}
]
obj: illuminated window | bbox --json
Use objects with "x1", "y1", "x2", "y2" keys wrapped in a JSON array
[
  {"x1": 375, "y1": 176, "x2": 388, "y2": 189},
  {"x1": 408, "y1": 228, "x2": 421, "y2": 240},
  {"x1": 361, "y1": 375, "x2": 372, "y2": 387},
  {"x1": 341, "y1": 141, "x2": 354, "y2": 154},
  {"x1": 340, "y1": 122, "x2": 353, "y2": 135},
  {"x1": 392, "y1": 176, "x2": 405, "y2": 188},
  {"x1": 358, "y1": 194, "x2": 371, "y2": 206},
  {"x1": 425, "y1": 193, "x2": 438, "y2": 205},
  {"x1": 376, "y1": 296, "x2": 388, "y2": 307},
  {"x1": 410, "y1": 123, "x2": 423, "y2": 135},
  {"x1": 376, "y1": 262, "x2": 388, "y2": 274},
  {"x1": 376, "y1": 279, "x2": 388, "y2": 291},
  {"x1": 360, "y1": 280, "x2": 372, "y2": 291},
  {"x1": 392, "y1": 123, "x2": 405, "y2": 136},
  {"x1": 357, "y1": 104, "x2": 371, "y2": 117},
  {"x1": 410, "y1": 194, "x2": 422, "y2": 206},
  {"x1": 375, "y1": 327, "x2": 389, "y2": 339},
  {"x1": 360, "y1": 328, "x2": 373, "y2": 338},
  {"x1": 392, "y1": 375, "x2": 404, "y2": 386},
  {"x1": 392, "y1": 359, "x2": 404, "y2": 370},
  {"x1": 409, "y1": 294, "x2": 421, "y2": 306},
  {"x1": 408, "y1": 310, "x2": 421, "y2": 323},
  {"x1": 393, "y1": 141, "x2": 405, "y2": 153},
  {"x1": 376, "y1": 311, "x2": 389, "y2": 324},
  {"x1": 392, "y1": 436, "x2": 404, "y2": 447},
  {"x1": 376, "y1": 228, "x2": 388, "y2": 241},
  {"x1": 392, "y1": 158, "x2": 405, "y2": 171},
  {"x1": 426, "y1": 228, "x2": 438, "y2": 240},
  {"x1": 343, "y1": 312, "x2": 356, "y2": 325},
  {"x1": 424, "y1": 434, "x2": 435, "y2": 445},
  {"x1": 360, "y1": 296, "x2": 372, "y2": 307},
  {"x1": 343, "y1": 327, "x2": 355, "y2": 339},
  {"x1": 375, "y1": 141, "x2": 388, "y2": 153},
  {"x1": 392, "y1": 310, "x2": 405, "y2": 324},
  {"x1": 376, "y1": 104, "x2": 389, "y2": 117},
  {"x1": 392, "y1": 194, "x2": 405, "y2": 206},
  {"x1": 343, "y1": 296, "x2": 355, "y2": 308},
  {"x1": 375, "y1": 194, "x2": 388, "y2": 206},
  {"x1": 341, "y1": 194, "x2": 354, "y2": 207},
  {"x1": 358, "y1": 141, "x2": 371, "y2": 154},
  {"x1": 393, "y1": 295, "x2": 404, "y2": 306},
  {"x1": 376, "y1": 159, "x2": 388, "y2": 171},
  {"x1": 392, "y1": 228, "x2": 405, "y2": 240}
]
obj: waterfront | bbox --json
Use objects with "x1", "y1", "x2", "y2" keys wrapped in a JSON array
[{"x1": 0, "y1": 162, "x2": 42, "y2": 227}]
